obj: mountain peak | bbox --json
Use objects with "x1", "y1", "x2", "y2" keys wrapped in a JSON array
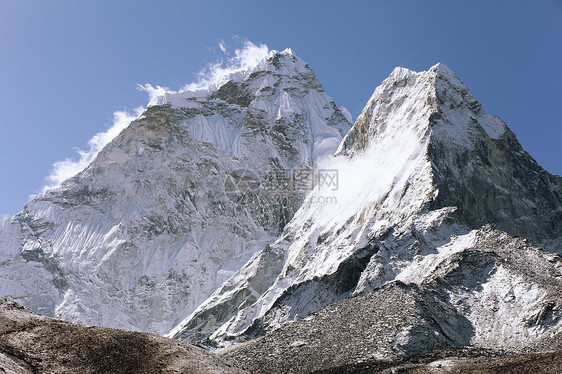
[
  {"x1": 145, "y1": 47, "x2": 313, "y2": 108},
  {"x1": 0, "y1": 44, "x2": 352, "y2": 336},
  {"x1": 387, "y1": 62, "x2": 458, "y2": 80},
  {"x1": 270, "y1": 47, "x2": 298, "y2": 58},
  {"x1": 388, "y1": 65, "x2": 416, "y2": 80},
  {"x1": 337, "y1": 63, "x2": 506, "y2": 156},
  {"x1": 386, "y1": 63, "x2": 464, "y2": 92},
  {"x1": 429, "y1": 62, "x2": 456, "y2": 76},
  {"x1": 252, "y1": 47, "x2": 310, "y2": 77},
  {"x1": 336, "y1": 63, "x2": 559, "y2": 244}
]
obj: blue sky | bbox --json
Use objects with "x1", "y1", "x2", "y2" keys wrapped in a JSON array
[{"x1": 1, "y1": 0, "x2": 560, "y2": 216}]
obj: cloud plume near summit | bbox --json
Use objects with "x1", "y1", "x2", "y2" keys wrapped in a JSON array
[{"x1": 139, "y1": 40, "x2": 269, "y2": 105}]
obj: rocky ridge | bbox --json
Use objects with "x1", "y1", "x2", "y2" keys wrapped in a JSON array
[{"x1": 221, "y1": 225, "x2": 562, "y2": 373}]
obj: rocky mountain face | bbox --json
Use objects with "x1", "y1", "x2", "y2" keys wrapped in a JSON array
[
  {"x1": 170, "y1": 63, "x2": 562, "y2": 354},
  {"x1": 0, "y1": 49, "x2": 351, "y2": 335},
  {"x1": 340, "y1": 64, "x2": 562, "y2": 248}
]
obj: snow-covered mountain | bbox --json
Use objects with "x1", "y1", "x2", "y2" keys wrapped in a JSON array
[
  {"x1": 0, "y1": 48, "x2": 351, "y2": 334},
  {"x1": 1, "y1": 49, "x2": 560, "y2": 370},
  {"x1": 169, "y1": 63, "x2": 562, "y2": 349}
]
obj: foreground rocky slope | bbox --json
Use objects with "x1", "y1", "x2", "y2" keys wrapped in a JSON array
[
  {"x1": 2, "y1": 296, "x2": 560, "y2": 374},
  {"x1": 315, "y1": 349, "x2": 562, "y2": 374},
  {"x1": 222, "y1": 226, "x2": 562, "y2": 373},
  {"x1": 0, "y1": 48, "x2": 350, "y2": 334},
  {"x1": 0, "y1": 298, "x2": 244, "y2": 374},
  {"x1": 171, "y1": 63, "x2": 562, "y2": 350}
]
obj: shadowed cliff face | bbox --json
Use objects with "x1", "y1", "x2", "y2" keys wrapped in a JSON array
[
  {"x1": 429, "y1": 129, "x2": 562, "y2": 246},
  {"x1": 427, "y1": 71, "x2": 562, "y2": 248},
  {"x1": 0, "y1": 298, "x2": 246, "y2": 374}
]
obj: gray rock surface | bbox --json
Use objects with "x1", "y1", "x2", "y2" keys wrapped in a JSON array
[
  {"x1": 0, "y1": 298, "x2": 245, "y2": 374},
  {"x1": 221, "y1": 225, "x2": 561, "y2": 372},
  {"x1": 222, "y1": 281, "x2": 470, "y2": 373}
]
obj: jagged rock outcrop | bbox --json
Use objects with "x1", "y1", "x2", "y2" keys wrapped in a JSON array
[
  {"x1": 170, "y1": 63, "x2": 562, "y2": 351},
  {"x1": 222, "y1": 281, "x2": 472, "y2": 373},
  {"x1": 0, "y1": 49, "x2": 351, "y2": 334}
]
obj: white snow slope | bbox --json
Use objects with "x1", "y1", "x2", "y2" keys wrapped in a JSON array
[
  {"x1": 0, "y1": 49, "x2": 351, "y2": 335},
  {"x1": 170, "y1": 63, "x2": 562, "y2": 350}
]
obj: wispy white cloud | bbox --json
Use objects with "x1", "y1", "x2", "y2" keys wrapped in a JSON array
[
  {"x1": 138, "y1": 40, "x2": 269, "y2": 104},
  {"x1": 218, "y1": 39, "x2": 227, "y2": 53},
  {"x1": 186, "y1": 40, "x2": 269, "y2": 91},
  {"x1": 136, "y1": 83, "x2": 171, "y2": 106},
  {"x1": 40, "y1": 107, "x2": 144, "y2": 194},
  {"x1": 1, "y1": 213, "x2": 10, "y2": 220}
]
